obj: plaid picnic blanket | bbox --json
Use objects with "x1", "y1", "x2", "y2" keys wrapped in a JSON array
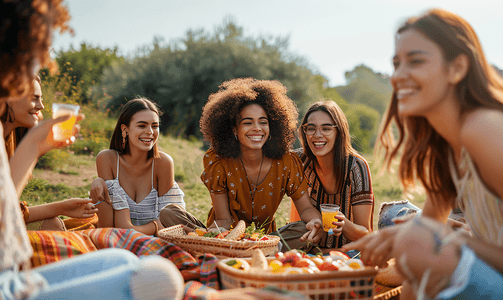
[{"x1": 27, "y1": 228, "x2": 219, "y2": 288}]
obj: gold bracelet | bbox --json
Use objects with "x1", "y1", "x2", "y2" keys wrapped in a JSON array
[
  {"x1": 19, "y1": 201, "x2": 30, "y2": 222},
  {"x1": 151, "y1": 220, "x2": 159, "y2": 236}
]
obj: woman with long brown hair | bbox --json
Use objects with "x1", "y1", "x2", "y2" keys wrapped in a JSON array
[
  {"x1": 343, "y1": 8, "x2": 503, "y2": 299},
  {"x1": 2, "y1": 76, "x2": 97, "y2": 231},
  {"x1": 281, "y1": 101, "x2": 373, "y2": 250},
  {"x1": 90, "y1": 97, "x2": 187, "y2": 235}
]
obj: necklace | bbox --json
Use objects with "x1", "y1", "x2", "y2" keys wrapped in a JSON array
[{"x1": 240, "y1": 154, "x2": 264, "y2": 220}]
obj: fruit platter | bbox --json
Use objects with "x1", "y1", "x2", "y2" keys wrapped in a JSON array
[
  {"x1": 157, "y1": 220, "x2": 280, "y2": 258},
  {"x1": 217, "y1": 248, "x2": 378, "y2": 300}
]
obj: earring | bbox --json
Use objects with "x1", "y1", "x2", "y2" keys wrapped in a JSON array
[
  {"x1": 122, "y1": 132, "x2": 127, "y2": 149},
  {"x1": 235, "y1": 135, "x2": 238, "y2": 140},
  {"x1": 269, "y1": 135, "x2": 271, "y2": 140}
]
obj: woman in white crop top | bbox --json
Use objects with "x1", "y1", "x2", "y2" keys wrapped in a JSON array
[
  {"x1": 90, "y1": 98, "x2": 187, "y2": 236},
  {"x1": 342, "y1": 9, "x2": 503, "y2": 299}
]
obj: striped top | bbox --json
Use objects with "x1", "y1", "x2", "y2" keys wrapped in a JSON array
[
  {"x1": 449, "y1": 147, "x2": 503, "y2": 246},
  {"x1": 107, "y1": 152, "x2": 185, "y2": 226},
  {"x1": 293, "y1": 148, "x2": 374, "y2": 248}
]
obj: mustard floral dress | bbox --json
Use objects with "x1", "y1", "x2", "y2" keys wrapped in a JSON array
[{"x1": 201, "y1": 149, "x2": 308, "y2": 233}]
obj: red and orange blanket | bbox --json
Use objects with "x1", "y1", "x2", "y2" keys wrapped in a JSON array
[{"x1": 27, "y1": 228, "x2": 219, "y2": 289}]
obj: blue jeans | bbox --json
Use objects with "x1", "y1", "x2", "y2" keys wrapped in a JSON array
[
  {"x1": 436, "y1": 246, "x2": 503, "y2": 299},
  {"x1": 1, "y1": 248, "x2": 162, "y2": 300}
]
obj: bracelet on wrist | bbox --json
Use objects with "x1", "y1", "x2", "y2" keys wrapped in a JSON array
[
  {"x1": 151, "y1": 220, "x2": 159, "y2": 236},
  {"x1": 19, "y1": 201, "x2": 30, "y2": 222}
]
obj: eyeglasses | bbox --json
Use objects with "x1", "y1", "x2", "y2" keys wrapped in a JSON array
[{"x1": 302, "y1": 124, "x2": 338, "y2": 136}]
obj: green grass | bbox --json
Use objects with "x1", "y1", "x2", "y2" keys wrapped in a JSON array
[
  {"x1": 21, "y1": 178, "x2": 90, "y2": 206},
  {"x1": 364, "y1": 154, "x2": 426, "y2": 229}
]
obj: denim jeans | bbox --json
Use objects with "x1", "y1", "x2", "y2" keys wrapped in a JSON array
[{"x1": 1, "y1": 248, "x2": 164, "y2": 300}]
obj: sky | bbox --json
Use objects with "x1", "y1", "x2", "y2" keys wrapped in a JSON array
[{"x1": 53, "y1": 0, "x2": 503, "y2": 87}]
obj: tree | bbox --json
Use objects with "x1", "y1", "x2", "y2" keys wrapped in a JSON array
[
  {"x1": 312, "y1": 75, "x2": 348, "y2": 111},
  {"x1": 55, "y1": 43, "x2": 124, "y2": 103},
  {"x1": 345, "y1": 104, "x2": 381, "y2": 153},
  {"x1": 336, "y1": 64, "x2": 392, "y2": 115},
  {"x1": 99, "y1": 18, "x2": 321, "y2": 137}
]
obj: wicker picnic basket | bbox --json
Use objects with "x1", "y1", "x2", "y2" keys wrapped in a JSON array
[
  {"x1": 157, "y1": 225, "x2": 280, "y2": 258},
  {"x1": 217, "y1": 257, "x2": 378, "y2": 300}
]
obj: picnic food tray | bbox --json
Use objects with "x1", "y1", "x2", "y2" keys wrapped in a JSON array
[
  {"x1": 217, "y1": 257, "x2": 378, "y2": 300},
  {"x1": 157, "y1": 225, "x2": 280, "y2": 258}
]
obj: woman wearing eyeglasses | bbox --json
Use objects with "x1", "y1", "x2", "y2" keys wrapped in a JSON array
[{"x1": 278, "y1": 101, "x2": 374, "y2": 250}]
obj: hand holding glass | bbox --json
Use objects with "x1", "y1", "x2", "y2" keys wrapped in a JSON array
[
  {"x1": 52, "y1": 103, "x2": 80, "y2": 142},
  {"x1": 320, "y1": 204, "x2": 340, "y2": 232}
]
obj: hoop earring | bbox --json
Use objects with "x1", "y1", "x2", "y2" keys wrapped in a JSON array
[
  {"x1": 268, "y1": 135, "x2": 271, "y2": 140},
  {"x1": 235, "y1": 135, "x2": 238, "y2": 140}
]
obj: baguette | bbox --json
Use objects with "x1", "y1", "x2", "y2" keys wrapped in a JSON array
[
  {"x1": 250, "y1": 249, "x2": 268, "y2": 269},
  {"x1": 225, "y1": 220, "x2": 246, "y2": 240}
]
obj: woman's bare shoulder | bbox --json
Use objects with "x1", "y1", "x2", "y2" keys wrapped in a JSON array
[
  {"x1": 155, "y1": 151, "x2": 174, "y2": 166},
  {"x1": 462, "y1": 109, "x2": 503, "y2": 130},
  {"x1": 96, "y1": 149, "x2": 117, "y2": 164},
  {"x1": 154, "y1": 152, "x2": 174, "y2": 177},
  {"x1": 460, "y1": 109, "x2": 503, "y2": 198}
]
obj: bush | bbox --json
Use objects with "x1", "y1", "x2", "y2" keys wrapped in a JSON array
[
  {"x1": 69, "y1": 104, "x2": 115, "y2": 155},
  {"x1": 36, "y1": 149, "x2": 70, "y2": 170}
]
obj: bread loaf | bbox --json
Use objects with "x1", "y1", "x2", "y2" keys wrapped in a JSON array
[
  {"x1": 375, "y1": 258, "x2": 404, "y2": 287},
  {"x1": 250, "y1": 249, "x2": 268, "y2": 270},
  {"x1": 225, "y1": 220, "x2": 246, "y2": 240}
]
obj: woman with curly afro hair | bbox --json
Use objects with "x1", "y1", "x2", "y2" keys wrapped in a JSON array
[
  {"x1": 163, "y1": 78, "x2": 323, "y2": 247},
  {"x1": 0, "y1": 1, "x2": 183, "y2": 299}
]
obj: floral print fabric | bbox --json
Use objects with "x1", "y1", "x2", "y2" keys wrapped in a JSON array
[{"x1": 201, "y1": 149, "x2": 308, "y2": 233}]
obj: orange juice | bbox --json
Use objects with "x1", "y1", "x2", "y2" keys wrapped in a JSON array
[
  {"x1": 320, "y1": 204, "x2": 340, "y2": 232},
  {"x1": 52, "y1": 103, "x2": 79, "y2": 141}
]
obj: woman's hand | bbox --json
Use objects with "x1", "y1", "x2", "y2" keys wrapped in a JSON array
[
  {"x1": 90, "y1": 177, "x2": 112, "y2": 205},
  {"x1": 447, "y1": 218, "x2": 471, "y2": 234},
  {"x1": 25, "y1": 113, "x2": 84, "y2": 157},
  {"x1": 59, "y1": 198, "x2": 98, "y2": 218},
  {"x1": 328, "y1": 213, "x2": 345, "y2": 237},
  {"x1": 300, "y1": 218, "x2": 323, "y2": 244},
  {"x1": 341, "y1": 224, "x2": 403, "y2": 268}
]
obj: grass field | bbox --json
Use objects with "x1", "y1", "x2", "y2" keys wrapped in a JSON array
[{"x1": 24, "y1": 134, "x2": 426, "y2": 230}]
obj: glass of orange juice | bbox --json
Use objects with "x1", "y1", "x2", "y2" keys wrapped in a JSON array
[
  {"x1": 52, "y1": 103, "x2": 80, "y2": 142},
  {"x1": 320, "y1": 204, "x2": 340, "y2": 232}
]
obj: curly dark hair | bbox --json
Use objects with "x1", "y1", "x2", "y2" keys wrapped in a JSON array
[
  {"x1": 0, "y1": 0, "x2": 71, "y2": 99},
  {"x1": 200, "y1": 78, "x2": 299, "y2": 159}
]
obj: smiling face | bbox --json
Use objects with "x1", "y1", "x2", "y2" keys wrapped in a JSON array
[
  {"x1": 8, "y1": 79, "x2": 44, "y2": 128},
  {"x1": 234, "y1": 104, "x2": 270, "y2": 152},
  {"x1": 122, "y1": 110, "x2": 159, "y2": 152},
  {"x1": 305, "y1": 111, "x2": 337, "y2": 159},
  {"x1": 391, "y1": 28, "x2": 456, "y2": 118}
]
